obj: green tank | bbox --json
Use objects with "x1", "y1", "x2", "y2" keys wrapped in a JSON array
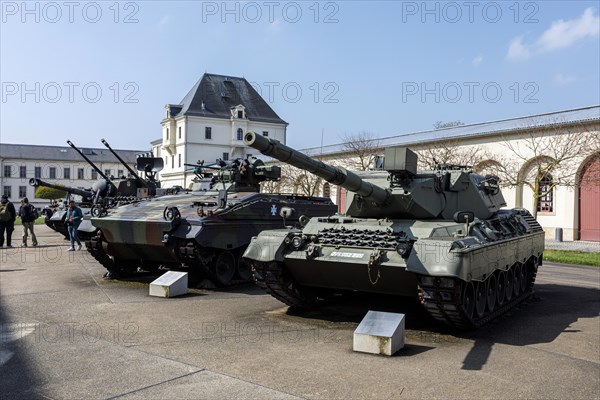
[
  {"x1": 88, "y1": 155, "x2": 337, "y2": 286},
  {"x1": 242, "y1": 132, "x2": 545, "y2": 329}
]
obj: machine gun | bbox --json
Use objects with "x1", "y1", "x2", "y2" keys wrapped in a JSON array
[{"x1": 243, "y1": 131, "x2": 506, "y2": 220}]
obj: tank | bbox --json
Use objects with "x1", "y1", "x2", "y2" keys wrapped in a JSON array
[
  {"x1": 29, "y1": 178, "x2": 95, "y2": 238},
  {"x1": 242, "y1": 132, "x2": 545, "y2": 329},
  {"x1": 87, "y1": 155, "x2": 338, "y2": 286},
  {"x1": 67, "y1": 139, "x2": 165, "y2": 240}
]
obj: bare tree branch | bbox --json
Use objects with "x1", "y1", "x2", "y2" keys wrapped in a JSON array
[{"x1": 338, "y1": 131, "x2": 382, "y2": 171}]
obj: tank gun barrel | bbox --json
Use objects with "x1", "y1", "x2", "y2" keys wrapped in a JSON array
[
  {"x1": 66, "y1": 140, "x2": 115, "y2": 187},
  {"x1": 101, "y1": 138, "x2": 144, "y2": 186},
  {"x1": 29, "y1": 178, "x2": 94, "y2": 198},
  {"x1": 243, "y1": 132, "x2": 390, "y2": 205}
]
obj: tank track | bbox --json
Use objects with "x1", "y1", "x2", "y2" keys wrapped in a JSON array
[
  {"x1": 252, "y1": 261, "x2": 315, "y2": 307},
  {"x1": 417, "y1": 260, "x2": 539, "y2": 329},
  {"x1": 85, "y1": 236, "x2": 118, "y2": 278},
  {"x1": 253, "y1": 259, "x2": 539, "y2": 329}
]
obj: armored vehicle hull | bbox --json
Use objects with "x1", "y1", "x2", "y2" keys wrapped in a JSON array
[
  {"x1": 87, "y1": 155, "x2": 337, "y2": 286},
  {"x1": 242, "y1": 132, "x2": 545, "y2": 329},
  {"x1": 89, "y1": 191, "x2": 337, "y2": 286}
]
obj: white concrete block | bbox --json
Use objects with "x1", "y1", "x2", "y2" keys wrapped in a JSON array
[
  {"x1": 353, "y1": 311, "x2": 405, "y2": 356},
  {"x1": 149, "y1": 271, "x2": 188, "y2": 298}
]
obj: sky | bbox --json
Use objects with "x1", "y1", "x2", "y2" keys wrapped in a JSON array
[{"x1": 1, "y1": 1, "x2": 599, "y2": 151}]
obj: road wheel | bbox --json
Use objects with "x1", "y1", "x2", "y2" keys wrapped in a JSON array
[
  {"x1": 214, "y1": 251, "x2": 236, "y2": 286},
  {"x1": 496, "y1": 271, "x2": 506, "y2": 307},
  {"x1": 513, "y1": 263, "x2": 522, "y2": 297},
  {"x1": 486, "y1": 274, "x2": 496, "y2": 312},
  {"x1": 505, "y1": 267, "x2": 514, "y2": 302},
  {"x1": 462, "y1": 281, "x2": 475, "y2": 319},
  {"x1": 236, "y1": 247, "x2": 252, "y2": 281},
  {"x1": 475, "y1": 281, "x2": 487, "y2": 318}
]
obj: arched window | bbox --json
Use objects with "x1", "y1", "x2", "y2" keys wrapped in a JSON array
[
  {"x1": 323, "y1": 183, "x2": 331, "y2": 198},
  {"x1": 537, "y1": 173, "x2": 553, "y2": 212},
  {"x1": 237, "y1": 128, "x2": 243, "y2": 141}
]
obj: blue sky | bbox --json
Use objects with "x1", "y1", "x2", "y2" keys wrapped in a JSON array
[{"x1": 1, "y1": 1, "x2": 599, "y2": 151}]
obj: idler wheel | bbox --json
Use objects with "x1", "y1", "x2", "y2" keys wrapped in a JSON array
[
  {"x1": 505, "y1": 268, "x2": 514, "y2": 302},
  {"x1": 475, "y1": 281, "x2": 487, "y2": 318},
  {"x1": 513, "y1": 263, "x2": 522, "y2": 297},
  {"x1": 214, "y1": 251, "x2": 236, "y2": 286},
  {"x1": 496, "y1": 271, "x2": 507, "y2": 307},
  {"x1": 236, "y1": 248, "x2": 252, "y2": 281},
  {"x1": 462, "y1": 281, "x2": 475, "y2": 319},
  {"x1": 486, "y1": 274, "x2": 497, "y2": 312}
]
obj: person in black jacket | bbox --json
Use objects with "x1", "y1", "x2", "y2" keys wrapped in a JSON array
[
  {"x1": 18, "y1": 197, "x2": 38, "y2": 247},
  {"x1": 0, "y1": 194, "x2": 17, "y2": 247}
]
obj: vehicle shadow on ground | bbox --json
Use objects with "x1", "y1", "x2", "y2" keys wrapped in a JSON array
[
  {"x1": 284, "y1": 283, "x2": 599, "y2": 366},
  {"x1": 0, "y1": 297, "x2": 41, "y2": 400},
  {"x1": 460, "y1": 283, "x2": 599, "y2": 370}
]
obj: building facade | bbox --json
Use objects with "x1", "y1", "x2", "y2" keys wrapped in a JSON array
[
  {"x1": 0, "y1": 143, "x2": 145, "y2": 210},
  {"x1": 154, "y1": 73, "x2": 288, "y2": 188},
  {"x1": 272, "y1": 106, "x2": 600, "y2": 242}
]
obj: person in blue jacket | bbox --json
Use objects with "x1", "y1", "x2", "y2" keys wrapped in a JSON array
[{"x1": 65, "y1": 200, "x2": 83, "y2": 251}]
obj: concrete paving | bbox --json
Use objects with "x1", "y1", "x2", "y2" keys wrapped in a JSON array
[{"x1": 1, "y1": 225, "x2": 599, "y2": 399}]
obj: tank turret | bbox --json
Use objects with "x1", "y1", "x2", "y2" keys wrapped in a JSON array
[{"x1": 243, "y1": 132, "x2": 506, "y2": 220}]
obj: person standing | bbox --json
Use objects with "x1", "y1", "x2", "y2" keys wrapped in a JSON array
[
  {"x1": 0, "y1": 194, "x2": 17, "y2": 248},
  {"x1": 65, "y1": 200, "x2": 83, "y2": 251},
  {"x1": 19, "y1": 197, "x2": 38, "y2": 247}
]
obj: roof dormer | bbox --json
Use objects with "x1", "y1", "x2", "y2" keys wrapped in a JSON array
[{"x1": 231, "y1": 104, "x2": 246, "y2": 119}]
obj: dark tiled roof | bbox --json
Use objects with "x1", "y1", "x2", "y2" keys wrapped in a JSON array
[
  {"x1": 171, "y1": 73, "x2": 288, "y2": 125},
  {"x1": 0, "y1": 143, "x2": 146, "y2": 163}
]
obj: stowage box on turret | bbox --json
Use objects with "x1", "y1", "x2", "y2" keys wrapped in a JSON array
[
  {"x1": 88, "y1": 155, "x2": 337, "y2": 286},
  {"x1": 242, "y1": 132, "x2": 545, "y2": 329}
]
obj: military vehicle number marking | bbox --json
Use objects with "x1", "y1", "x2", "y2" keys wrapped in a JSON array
[{"x1": 330, "y1": 251, "x2": 364, "y2": 258}]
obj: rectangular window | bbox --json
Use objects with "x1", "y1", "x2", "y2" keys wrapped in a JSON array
[
  {"x1": 222, "y1": 152, "x2": 229, "y2": 161},
  {"x1": 77, "y1": 168, "x2": 84, "y2": 179},
  {"x1": 3, "y1": 165, "x2": 11, "y2": 178},
  {"x1": 166, "y1": 128, "x2": 169, "y2": 140},
  {"x1": 262, "y1": 131, "x2": 269, "y2": 137},
  {"x1": 117, "y1": 169, "x2": 124, "y2": 178},
  {"x1": 34, "y1": 166, "x2": 41, "y2": 179},
  {"x1": 3, "y1": 186, "x2": 11, "y2": 199},
  {"x1": 19, "y1": 166, "x2": 26, "y2": 178},
  {"x1": 178, "y1": 154, "x2": 181, "y2": 168},
  {"x1": 178, "y1": 126, "x2": 182, "y2": 139},
  {"x1": 205, "y1": 127, "x2": 212, "y2": 139},
  {"x1": 49, "y1": 167, "x2": 56, "y2": 179},
  {"x1": 171, "y1": 156, "x2": 174, "y2": 168},
  {"x1": 19, "y1": 186, "x2": 27, "y2": 198},
  {"x1": 237, "y1": 110, "x2": 243, "y2": 118},
  {"x1": 64, "y1": 167, "x2": 70, "y2": 179},
  {"x1": 91, "y1": 170, "x2": 98, "y2": 180},
  {"x1": 104, "y1": 169, "x2": 111, "y2": 177}
]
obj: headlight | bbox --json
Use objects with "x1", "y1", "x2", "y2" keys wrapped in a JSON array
[
  {"x1": 291, "y1": 236, "x2": 304, "y2": 250},
  {"x1": 396, "y1": 242, "x2": 412, "y2": 257}
]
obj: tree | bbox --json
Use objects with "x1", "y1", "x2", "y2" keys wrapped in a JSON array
[
  {"x1": 35, "y1": 186, "x2": 67, "y2": 200},
  {"x1": 338, "y1": 131, "x2": 382, "y2": 171},
  {"x1": 416, "y1": 139, "x2": 486, "y2": 170},
  {"x1": 487, "y1": 120, "x2": 600, "y2": 219},
  {"x1": 433, "y1": 120, "x2": 465, "y2": 129}
]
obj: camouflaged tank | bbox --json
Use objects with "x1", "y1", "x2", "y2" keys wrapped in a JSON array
[
  {"x1": 29, "y1": 178, "x2": 95, "y2": 239},
  {"x1": 88, "y1": 155, "x2": 337, "y2": 286},
  {"x1": 242, "y1": 132, "x2": 545, "y2": 329}
]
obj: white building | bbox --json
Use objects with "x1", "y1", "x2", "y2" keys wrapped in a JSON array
[
  {"x1": 0, "y1": 143, "x2": 145, "y2": 210},
  {"x1": 154, "y1": 73, "x2": 288, "y2": 188},
  {"x1": 278, "y1": 106, "x2": 600, "y2": 242}
]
